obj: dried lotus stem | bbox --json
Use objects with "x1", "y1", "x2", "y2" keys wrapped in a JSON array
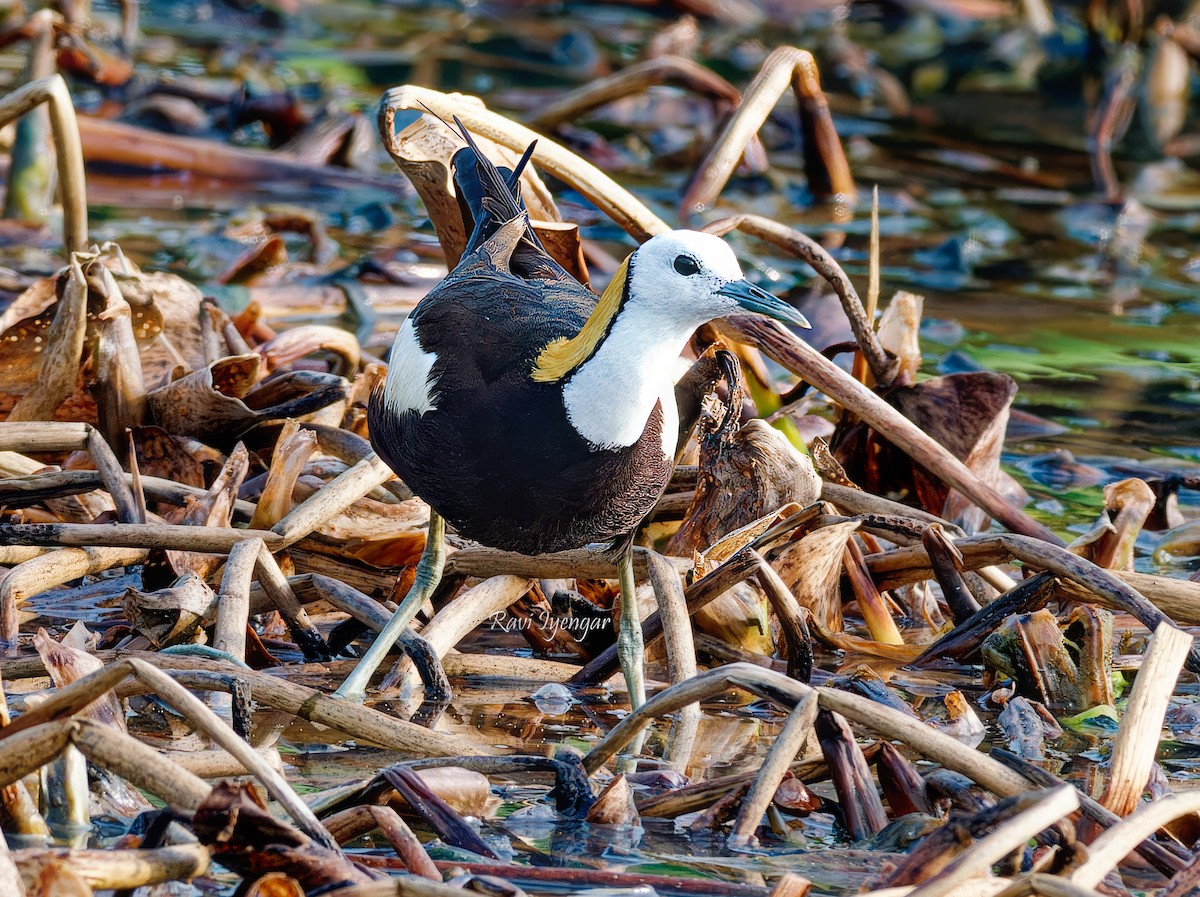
[{"x1": 0, "y1": 73, "x2": 87, "y2": 253}]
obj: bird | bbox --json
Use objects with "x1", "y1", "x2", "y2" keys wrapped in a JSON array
[{"x1": 336, "y1": 123, "x2": 810, "y2": 705}]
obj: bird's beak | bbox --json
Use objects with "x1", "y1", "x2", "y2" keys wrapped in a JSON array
[{"x1": 717, "y1": 279, "x2": 811, "y2": 330}]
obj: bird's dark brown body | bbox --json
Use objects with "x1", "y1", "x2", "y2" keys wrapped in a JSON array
[{"x1": 368, "y1": 184, "x2": 673, "y2": 555}]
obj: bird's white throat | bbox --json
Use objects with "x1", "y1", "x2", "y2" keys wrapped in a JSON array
[{"x1": 560, "y1": 302, "x2": 696, "y2": 456}]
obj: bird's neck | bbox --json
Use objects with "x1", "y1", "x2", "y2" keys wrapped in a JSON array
[{"x1": 560, "y1": 302, "x2": 699, "y2": 453}]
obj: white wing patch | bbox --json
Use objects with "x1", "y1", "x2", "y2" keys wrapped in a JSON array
[{"x1": 383, "y1": 317, "x2": 439, "y2": 415}]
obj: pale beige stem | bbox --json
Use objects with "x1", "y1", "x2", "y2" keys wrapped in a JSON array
[
  {"x1": 1100, "y1": 621, "x2": 1194, "y2": 816},
  {"x1": 728, "y1": 689, "x2": 818, "y2": 847},
  {"x1": 12, "y1": 843, "x2": 210, "y2": 891},
  {"x1": 906, "y1": 787, "x2": 1079, "y2": 897}
]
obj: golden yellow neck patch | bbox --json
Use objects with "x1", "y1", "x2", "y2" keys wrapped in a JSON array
[{"x1": 531, "y1": 256, "x2": 630, "y2": 383}]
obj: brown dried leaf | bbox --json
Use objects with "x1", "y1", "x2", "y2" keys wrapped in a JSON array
[
  {"x1": 586, "y1": 774, "x2": 639, "y2": 826},
  {"x1": 1069, "y1": 477, "x2": 1155, "y2": 570},
  {"x1": 770, "y1": 520, "x2": 860, "y2": 632},
  {"x1": 32, "y1": 627, "x2": 123, "y2": 732}
]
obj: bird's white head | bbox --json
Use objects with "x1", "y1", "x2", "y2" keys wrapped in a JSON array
[{"x1": 625, "y1": 230, "x2": 811, "y2": 330}]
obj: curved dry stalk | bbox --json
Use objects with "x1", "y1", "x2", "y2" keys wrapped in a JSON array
[
  {"x1": 869, "y1": 532, "x2": 1199, "y2": 668},
  {"x1": 69, "y1": 718, "x2": 210, "y2": 810},
  {"x1": 906, "y1": 790, "x2": 1080, "y2": 897},
  {"x1": 323, "y1": 805, "x2": 440, "y2": 879},
  {"x1": 1071, "y1": 792, "x2": 1200, "y2": 888},
  {"x1": 1100, "y1": 622, "x2": 1193, "y2": 815},
  {"x1": 13, "y1": 843, "x2": 211, "y2": 891},
  {"x1": 728, "y1": 689, "x2": 818, "y2": 847},
  {"x1": 584, "y1": 662, "x2": 1032, "y2": 800},
  {"x1": 681, "y1": 46, "x2": 855, "y2": 217},
  {"x1": 380, "y1": 86, "x2": 669, "y2": 242},
  {"x1": 382, "y1": 574, "x2": 533, "y2": 696},
  {"x1": 0, "y1": 73, "x2": 87, "y2": 253},
  {"x1": 720, "y1": 317, "x2": 1062, "y2": 545},
  {"x1": 751, "y1": 549, "x2": 814, "y2": 679},
  {"x1": 526, "y1": 55, "x2": 766, "y2": 170},
  {"x1": 254, "y1": 541, "x2": 327, "y2": 658},
  {"x1": 705, "y1": 214, "x2": 894, "y2": 386},
  {"x1": 0, "y1": 547, "x2": 145, "y2": 643}
]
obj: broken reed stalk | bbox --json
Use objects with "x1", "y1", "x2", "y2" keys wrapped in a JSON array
[
  {"x1": 0, "y1": 522, "x2": 283, "y2": 551},
  {"x1": 704, "y1": 213, "x2": 893, "y2": 386},
  {"x1": 681, "y1": 46, "x2": 856, "y2": 216},
  {"x1": 854, "y1": 184, "x2": 881, "y2": 384},
  {"x1": 156, "y1": 664, "x2": 477, "y2": 757},
  {"x1": 66, "y1": 718, "x2": 211, "y2": 809},
  {"x1": 0, "y1": 469, "x2": 255, "y2": 518},
  {"x1": 1100, "y1": 621, "x2": 1193, "y2": 816},
  {"x1": 0, "y1": 73, "x2": 87, "y2": 253},
  {"x1": 0, "y1": 658, "x2": 339, "y2": 849},
  {"x1": 446, "y1": 544, "x2": 688, "y2": 580},
  {"x1": 323, "y1": 805, "x2": 441, "y2": 879},
  {"x1": 868, "y1": 534, "x2": 1200, "y2": 622},
  {"x1": 720, "y1": 317, "x2": 1062, "y2": 545},
  {"x1": 0, "y1": 422, "x2": 140, "y2": 520},
  {"x1": 1070, "y1": 792, "x2": 1200, "y2": 889},
  {"x1": 214, "y1": 538, "x2": 258, "y2": 664},
  {"x1": 905, "y1": 787, "x2": 1079, "y2": 897},
  {"x1": 869, "y1": 532, "x2": 1200, "y2": 667},
  {"x1": 728, "y1": 689, "x2": 819, "y2": 847},
  {"x1": 751, "y1": 550, "x2": 814, "y2": 679},
  {"x1": 254, "y1": 542, "x2": 326, "y2": 657}
]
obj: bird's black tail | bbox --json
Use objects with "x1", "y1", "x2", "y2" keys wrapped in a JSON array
[{"x1": 450, "y1": 119, "x2": 558, "y2": 274}]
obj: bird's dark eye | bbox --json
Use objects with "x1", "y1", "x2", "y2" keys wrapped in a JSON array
[{"x1": 673, "y1": 255, "x2": 700, "y2": 276}]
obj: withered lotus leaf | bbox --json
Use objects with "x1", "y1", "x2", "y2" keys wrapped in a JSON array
[
  {"x1": 147, "y1": 355, "x2": 347, "y2": 443},
  {"x1": 770, "y1": 520, "x2": 860, "y2": 633}
]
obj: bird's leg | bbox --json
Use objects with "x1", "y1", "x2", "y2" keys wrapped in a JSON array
[
  {"x1": 335, "y1": 510, "x2": 446, "y2": 703},
  {"x1": 616, "y1": 540, "x2": 647, "y2": 710}
]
